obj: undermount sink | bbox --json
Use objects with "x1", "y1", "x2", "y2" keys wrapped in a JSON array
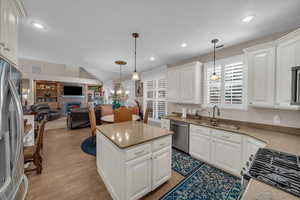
[
  {"x1": 216, "y1": 123, "x2": 240, "y2": 130},
  {"x1": 196, "y1": 121, "x2": 240, "y2": 130}
]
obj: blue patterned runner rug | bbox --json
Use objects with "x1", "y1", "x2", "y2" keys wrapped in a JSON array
[
  {"x1": 172, "y1": 148, "x2": 204, "y2": 176},
  {"x1": 161, "y1": 164, "x2": 242, "y2": 200}
]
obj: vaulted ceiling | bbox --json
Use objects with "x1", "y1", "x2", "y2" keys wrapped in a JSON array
[{"x1": 19, "y1": 0, "x2": 300, "y2": 81}]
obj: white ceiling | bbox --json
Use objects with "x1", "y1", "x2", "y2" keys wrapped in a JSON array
[{"x1": 19, "y1": 0, "x2": 300, "y2": 81}]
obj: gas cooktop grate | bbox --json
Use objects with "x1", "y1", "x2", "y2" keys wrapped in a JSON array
[{"x1": 248, "y1": 148, "x2": 300, "y2": 197}]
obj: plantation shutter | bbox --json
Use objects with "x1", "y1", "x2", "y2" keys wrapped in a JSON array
[
  {"x1": 224, "y1": 62, "x2": 243, "y2": 105},
  {"x1": 207, "y1": 65, "x2": 222, "y2": 105}
]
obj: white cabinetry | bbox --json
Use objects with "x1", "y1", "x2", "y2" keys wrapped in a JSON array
[
  {"x1": 126, "y1": 155, "x2": 152, "y2": 200},
  {"x1": 189, "y1": 124, "x2": 266, "y2": 177},
  {"x1": 243, "y1": 137, "x2": 266, "y2": 166},
  {"x1": 97, "y1": 132, "x2": 172, "y2": 200},
  {"x1": 167, "y1": 61, "x2": 202, "y2": 104},
  {"x1": 276, "y1": 31, "x2": 300, "y2": 110},
  {"x1": 189, "y1": 125, "x2": 211, "y2": 163},
  {"x1": 0, "y1": 0, "x2": 23, "y2": 65},
  {"x1": 167, "y1": 69, "x2": 180, "y2": 102},
  {"x1": 244, "y1": 43, "x2": 276, "y2": 108},
  {"x1": 152, "y1": 147, "x2": 171, "y2": 190},
  {"x1": 211, "y1": 137, "x2": 242, "y2": 176}
]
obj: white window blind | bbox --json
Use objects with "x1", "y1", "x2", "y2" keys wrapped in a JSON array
[
  {"x1": 206, "y1": 56, "x2": 245, "y2": 109},
  {"x1": 207, "y1": 65, "x2": 222, "y2": 105},
  {"x1": 224, "y1": 62, "x2": 243, "y2": 105},
  {"x1": 144, "y1": 77, "x2": 167, "y2": 121}
]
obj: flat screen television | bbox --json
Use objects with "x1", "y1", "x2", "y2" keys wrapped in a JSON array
[{"x1": 63, "y1": 86, "x2": 83, "y2": 96}]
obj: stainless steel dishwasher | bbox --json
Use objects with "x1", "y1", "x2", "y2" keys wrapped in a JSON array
[{"x1": 170, "y1": 120, "x2": 189, "y2": 154}]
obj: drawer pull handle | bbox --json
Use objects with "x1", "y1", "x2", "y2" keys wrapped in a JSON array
[
  {"x1": 159, "y1": 143, "x2": 165, "y2": 146},
  {"x1": 4, "y1": 47, "x2": 10, "y2": 52},
  {"x1": 134, "y1": 150, "x2": 145, "y2": 155},
  {"x1": 0, "y1": 42, "x2": 5, "y2": 47}
]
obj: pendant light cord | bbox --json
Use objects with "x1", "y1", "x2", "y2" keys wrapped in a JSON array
[
  {"x1": 134, "y1": 36, "x2": 137, "y2": 72},
  {"x1": 213, "y1": 42, "x2": 216, "y2": 74}
]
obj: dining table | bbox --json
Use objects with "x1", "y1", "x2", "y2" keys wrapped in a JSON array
[{"x1": 101, "y1": 114, "x2": 140, "y2": 123}]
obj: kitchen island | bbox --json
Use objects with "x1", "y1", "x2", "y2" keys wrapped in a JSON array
[{"x1": 96, "y1": 121, "x2": 173, "y2": 200}]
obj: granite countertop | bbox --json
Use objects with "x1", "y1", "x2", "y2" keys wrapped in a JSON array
[
  {"x1": 96, "y1": 121, "x2": 173, "y2": 149},
  {"x1": 165, "y1": 115, "x2": 300, "y2": 200}
]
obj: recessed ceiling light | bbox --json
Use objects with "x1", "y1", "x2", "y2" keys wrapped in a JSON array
[
  {"x1": 149, "y1": 56, "x2": 155, "y2": 61},
  {"x1": 31, "y1": 22, "x2": 45, "y2": 30},
  {"x1": 181, "y1": 43, "x2": 187, "y2": 48},
  {"x1": 242, "y1": 15, "x2": 255, "y2": 23}
]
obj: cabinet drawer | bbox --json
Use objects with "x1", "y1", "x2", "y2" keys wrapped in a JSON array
[
  {"x1": 211, "y1": 129, "x2": 242, "y2": 144},
  {"x1": 190, "y1": 124, "x2": 211, "y2": 136},
  {"x1": 152, "y1": 136, "x2": 171, "y2": 152},
  {"x1": 126, "y1": 143, "x2": 151, "y2": 161}
]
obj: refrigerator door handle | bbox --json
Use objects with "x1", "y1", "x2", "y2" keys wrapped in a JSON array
[{"x1": 8, "y1": 80, "x2": 24, "y2": 166}]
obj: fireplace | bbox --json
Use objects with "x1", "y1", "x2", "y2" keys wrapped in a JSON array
[{"x1": 64, "y1": 102, "x2": 82, "y2": 113}]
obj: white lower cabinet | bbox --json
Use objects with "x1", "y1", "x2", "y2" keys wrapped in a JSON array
[
  {"x1": 97, "y1": 132, "x2": 172, "y2": 200},
  {"x1": 211, "y1": 138, "x2": 242, "y2": 176},
  {"x1": 189, "y1": 124, "x2": 266, "y2": 177},
  {"x1": 243, "y1": 137, "x2": 266, "y2": 166},
  {"x1": 152, "y1": 147, "x2": 172, "y2": 190},
  {"x1": 190, "y1": 133, "x2": 211, "y2": 163},
  {"x1": 126, "y1": 155, "x2": 152, "y2": 200}
]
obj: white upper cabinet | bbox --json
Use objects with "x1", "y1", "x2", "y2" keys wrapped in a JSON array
[
  {"x1": 167, "y1": 61, "x2": 202, "y2": 104},
  {"x1": 244, "y1": 43, "x2": 276, "y2": 108},
  {"x1": 0, "y1": 0, "x2": 23, "y2": 65},
  {"x1": 276, "y1": 30, "x2": 300, "y2": 110},
  {"x1": 167, "y1": 68, "x2": 180, "y2": 102}
]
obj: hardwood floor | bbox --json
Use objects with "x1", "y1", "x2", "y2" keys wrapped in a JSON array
[{"x1": 26, "y1": 126, "x2": 184, "y2": 200}]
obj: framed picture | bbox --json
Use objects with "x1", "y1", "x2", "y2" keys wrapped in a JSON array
[{"x1": 135, "y1": 80, "x2": 143, "y2": 97}]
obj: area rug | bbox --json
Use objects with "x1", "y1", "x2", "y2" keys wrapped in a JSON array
[
  {"x1": 172, "y1": 148, "x2": 204, "y2": 176},
  {"x1": 81, "y1": 136, "x2": 96, "y2": 156},
  {"x1": 161, "y1": 164, "x2": 242, "y2": 200}
]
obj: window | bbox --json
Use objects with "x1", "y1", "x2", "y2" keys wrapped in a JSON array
[
  {"x1": 205, "y1": 55, "x2": 245, "y2": 109},
  {"x1": 144, "y1": 77, "x2": 167, "y2": 121}
]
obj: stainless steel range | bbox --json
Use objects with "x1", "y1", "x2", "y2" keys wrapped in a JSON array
[{"x1": 243, "y1": 148, "x2": 300, "y2": 198}]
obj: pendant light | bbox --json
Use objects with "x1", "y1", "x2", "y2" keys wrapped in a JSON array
[
  {"x1": 131, "y1": 33, "x2": 140, "y2": 80},
  {"x1": 211, "y1": 39, "x2": 224, "y2": 81},
  {"x1": 115, "y1": 60, "x2": 127, "y2": 97}
]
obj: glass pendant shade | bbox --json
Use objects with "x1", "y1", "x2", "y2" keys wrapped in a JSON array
[
  {"x1": 132, "y1": 71, "x2": 140, "y2": 80},
  {"x1": 211, "y1": 72, "x2": 220, "y2": 81}
]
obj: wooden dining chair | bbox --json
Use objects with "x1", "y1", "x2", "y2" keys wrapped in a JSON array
[
  {"x1": 24, "y1": 119, "x2": 47, "y2": 174},
  {"x1": 87, "y1": 104, "x2": 97, "y2": 144},
  {"x1": 114, "y1": 107, "x2": 133, "y2": 123},
  {"x1": 143, "y1": 108, "x2": 152, "y2": 124}
]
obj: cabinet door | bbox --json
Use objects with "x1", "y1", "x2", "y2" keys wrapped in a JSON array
[
  {"x1": 247, "y1": 47, "x2": 275, "y2": 107},
  {"x1": 190, "y1": 133, "x2": 211, "y2": 163},
  {"x1": 211, "y1": 138, "x2": 242, "y2": 176},
  {"x1": 167, "y1": 69, "x2": 180, "y2": 102},
  {"x1": 180, "y1": 66, "x2": 195, "y2": 103},
  {"x1": 152, "y1": 147, "x2": 171, "y2": 190},
  {"x1": 243, "y1": 137, "x2": 266, "y2": 166},
  {"x1": 276, "y1": 37, "x2": 300, "y2": 109},
  {"x1": 126, "y1": 155, "x2": 151, "y2": 200},
  {"x1": 6, "y1": 0, "x2": 18, "y2": 64},
  {"x1": 0, "y1": 0, "x2": 7, "y2": 55}
]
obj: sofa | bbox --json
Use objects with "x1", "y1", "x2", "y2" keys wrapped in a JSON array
[
  {"x1": 67, "y1": 107, "x2": 101, "y2": 129},
  {"x1": 30, "y1": 104, "x2": 62, "y2": 122}
]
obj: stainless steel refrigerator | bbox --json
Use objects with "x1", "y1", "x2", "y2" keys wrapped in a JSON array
[{"x1": 0, "y1": 58, "x2": 28, "y2": 200}]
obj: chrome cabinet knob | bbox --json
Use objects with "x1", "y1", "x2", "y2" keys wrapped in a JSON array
[{"x1": 0, "y1": 42, "x2": 5, "y2": 47}]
